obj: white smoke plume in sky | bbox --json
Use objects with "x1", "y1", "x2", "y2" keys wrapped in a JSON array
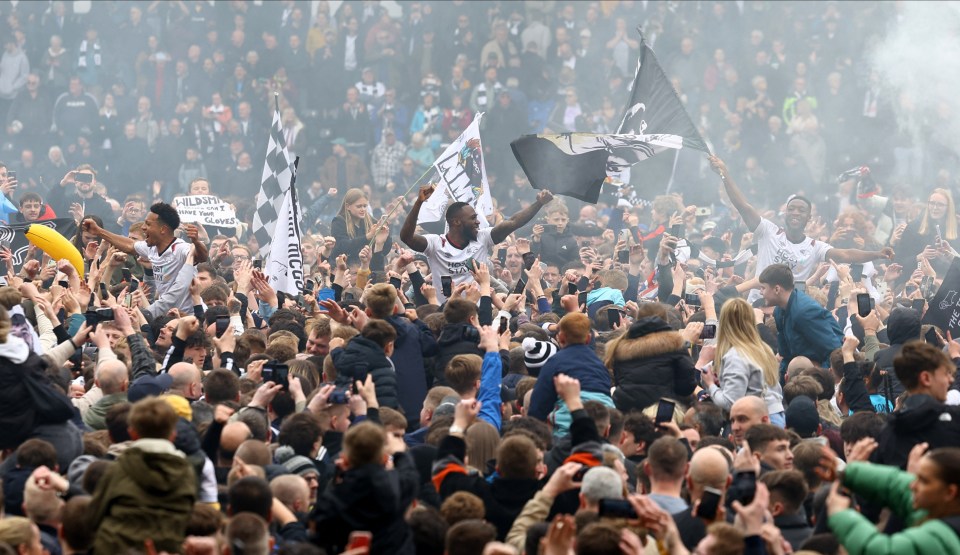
[{"x1": 871, "y1": 2, "x2": 960, "y2": 158}]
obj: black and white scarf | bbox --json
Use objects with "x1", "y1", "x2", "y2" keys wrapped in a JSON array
[{"x1": 78, "y1": 40, "x2": 101, "y2": 68}]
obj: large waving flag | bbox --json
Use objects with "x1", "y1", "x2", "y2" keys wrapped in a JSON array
[
  {"x1": 618, "y1": 38, "x2": 708, "y2": 152},
  {"x1": 265, "y1": 157, "x2": 305, "y2": 295},
  {"x1": 512, "y1": 36, "x2": 707, "y2": 203},
  {"x1": 417, "y1": 113, "x2": 494, "y2": 227},
  {"x1": 511, "y1": 133, "x2": 682, "y2": 203},
  {"x1": 251, "y1": 94, "x2": 296, "y2": 258}
]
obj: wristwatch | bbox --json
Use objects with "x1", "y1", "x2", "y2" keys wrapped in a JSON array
[{"x1": 449, "y1": 425, "x2": 465, "y2": 435}]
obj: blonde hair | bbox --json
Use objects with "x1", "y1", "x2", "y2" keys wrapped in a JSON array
[
  {"x1": 337, "y1": 188, "x2": 375, "y2": 239},
  {"x1": 919, "y1": 188, "x2": 958, "y2": 240},
  {"x1": 714, "y1": 298, "x2": 779, "y2": 386}
]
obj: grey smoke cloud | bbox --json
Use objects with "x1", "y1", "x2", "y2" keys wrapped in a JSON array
[{"x1": 871, "y1": 2, "x2": 960, "y2": 163}]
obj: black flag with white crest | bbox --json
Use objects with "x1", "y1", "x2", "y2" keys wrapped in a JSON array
[
  {"x1": 511, "y1": 133, "x2": 682, "y2": 203},
  {"x1": 618, "y1": 38, "x2": 709, "y2": 154}
]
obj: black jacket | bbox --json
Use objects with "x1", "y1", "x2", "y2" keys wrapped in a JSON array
[
  {"x1": 874, "y1": 308, "x2": 921, "y2": 398},
  {"x1": 386, "y1": 314, "x2": 438, "y2": 423},
  {"x1": 874, "y1": 394, "x2": 960, "y2": 469},
  {"x1": 532, "y1": 224, "x2": 602, "y2": 267},
  {"x1": 609, "y1": 318, "x2": 698, "y2": 413},
  {"x1": 311, "y1": 454, "x2": 420, "y2": 555},
  {"x1": 433, "y1": 323, "x2": 509, "y2": 386},
  {"x1": 330, "y1": 214, "x2": 389, "y2": 268},
  {"x1": 433, "y1": 435, "x2": 542, "y2": 540},
  {"x1": 330, "y1": 337, "x2": 400, "y2": 410}
]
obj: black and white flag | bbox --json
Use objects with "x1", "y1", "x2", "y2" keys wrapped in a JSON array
[
  {"x1": 251, "y1": 95, "x2": 296, "y2": 258},
  {"x1": 0, "y1": 219, "x2": 77, "y2": 266},
  {"x1": 512, "y1": 37, "x2": 706, "y2": 203},
  {"x1": 265, "y1": 157, "x2": 304, "y2": 296},
  {"x1": 511, "y1": 133, "x2": 682, "y2": 203},
  {"x1": 618, "y1": 38, "x2": 708, "y2": 153}
]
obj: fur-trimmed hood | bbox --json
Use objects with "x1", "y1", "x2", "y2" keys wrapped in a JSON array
[{"x1": 611, "y1": 330, "x2": 685, "y2": 362}]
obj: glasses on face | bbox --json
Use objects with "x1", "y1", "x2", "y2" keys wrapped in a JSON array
[
  {"x1": 929, "y1": 201, "x2": 948, "y2": 209},
  {"x1": 233, "y1": 255, "x2": 250, "y2": 261}
]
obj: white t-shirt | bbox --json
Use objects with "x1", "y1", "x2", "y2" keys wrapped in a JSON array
[
  {"x1": 134, "y1": 237, "x2": 192, "y2": 311},
  {"x1": 750, "y1": 218, "x2": 832, "y2": 301},
  {"x1": 423, "y1": 229, "x2": 495, "y2": 303}
]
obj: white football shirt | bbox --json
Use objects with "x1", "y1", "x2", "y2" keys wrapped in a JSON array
[
  {"x1": 423, "y1": 229, "x2": 495, "y2": 303},
  {"x1": 749, "y1": 218, "x2": 832, "y2": 302},
  {"x1": 134, "y1": 237, "x2": 193, "y2": 311}
]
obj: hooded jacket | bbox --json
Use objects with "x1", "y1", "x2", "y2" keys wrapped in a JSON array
[
  {"x1": 331, "y1": 336, "x2": 400, "y2": 410},
  {"x1": 874, "y1": 308, "x2": 921, "y2": 397},
  {"x1": 609, "y1": 317, "x2": 698, "y2": 413},
  {"x1": 707, "y1": 347, "x2": 785, "y2": 415},
  {"x1": 0, "y1": 336, "x2": 74, "y2": 450},
  {"x1": 311, "y1": 453, "x2": 420, "y2": 555},
  {"x1": 434, "y1": 322, "x2": 510, "y2": 386},
  {"x1": 87, "y1": 439, "x2": 196, "y2": 554},
  {"x1": 874, "y1": 394, "x2": 960, "y2": 470}
]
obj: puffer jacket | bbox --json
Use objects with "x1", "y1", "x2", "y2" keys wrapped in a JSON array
[
  {"x1": 609, "y1": 317, "x2": 698, "y2": 413},
  {"x1": 331, "y1": 336, "x2": 400, "y2": 410},
  {"x1": 829, "y1": 461, "x2": 960, "y2": 554}
]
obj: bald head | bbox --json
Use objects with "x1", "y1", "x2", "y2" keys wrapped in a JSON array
[
  {"x1": 786, "y1": 356, "x2": 814, "y2": 377},
  {"x1": 270, "y1": 475, "x2": 310, "y2": 513},
  {"x1": 235, "y1": 439, "x2": 272, "y2": 467},
  {"x1": 730, "y1": 396, "x2": 769, "y2": 444},
  {"x1": 168, "y1": 362, "x2": 202, "y2": 399},
  {"x1": 96, "y1": 360, "x2": 129, "y2": 395},
  {"x1": 688, "y1": 447, "x2": 731, "y2": 495},
  {"x1": 220, "y1": 422, "x2": 252, "y2": 464}
]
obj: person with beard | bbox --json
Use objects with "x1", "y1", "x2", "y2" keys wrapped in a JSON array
[
  {"x1": 709, "y1": 155, "x2": 894, "y2": 303},
  {"x1": 400, "y1": 184, "x2": 553, "y2": 304}
]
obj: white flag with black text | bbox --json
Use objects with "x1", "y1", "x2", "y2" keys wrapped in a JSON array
[
  {"x1": 265, "y1": 157, "x2": 304, "y2": 296},
  {"x1": 417, "y1": 113, "x2": 493, "y2": 227}
]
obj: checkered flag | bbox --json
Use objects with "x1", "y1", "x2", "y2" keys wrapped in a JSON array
[{"x1": 252, "y1": 94, "x2": 295, "y2": 258}]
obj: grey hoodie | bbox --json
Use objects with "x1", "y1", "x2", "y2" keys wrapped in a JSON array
[{"x1": 708, "y1": 346, "x2": 785, "y2": 415}]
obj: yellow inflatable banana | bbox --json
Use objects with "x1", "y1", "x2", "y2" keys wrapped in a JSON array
[{"x1": 25, "y1": 224, "x2": 85, "y2": 278}]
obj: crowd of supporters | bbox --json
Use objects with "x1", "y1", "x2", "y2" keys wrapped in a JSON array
[{"x1": 0, "y1": 2, "x2": 957, "y2": 555}]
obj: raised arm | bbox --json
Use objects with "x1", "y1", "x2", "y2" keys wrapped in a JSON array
[
  {"x1": 399, "y1": 185, "x2": 434, "y2": 253},
  {"x1": 826, "y1": 246, "x2": 895, "y2": 264},
  {"x1": 709, "y1": 155, "x2": 762, "y2": 231},
  {"x1": 491, "y1": 190, "x2": 554, "y2": 244},
  {"x1": 82, "y1": 218, "x2": 137, "y2": 255}
]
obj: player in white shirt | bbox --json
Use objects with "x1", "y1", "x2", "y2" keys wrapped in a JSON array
[
  {"x1": 708, "y1": 155, "x2": 894, "y2": 300},
  {"x1": 401, "y1": 184, "x2": 554, "y2": 303},
  {"x1": 82, "y1": 202, "x2": 209, "y2": 318}
]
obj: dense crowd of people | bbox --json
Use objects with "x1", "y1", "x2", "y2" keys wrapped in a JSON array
[{"x1": 0, "y1": 1, "x2": 959, "y2": 555}]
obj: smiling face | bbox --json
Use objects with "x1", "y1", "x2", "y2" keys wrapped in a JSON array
[
  {"x1": 141, "y1": 212, "x2": 166, "y2": 247},
  {"x1": 784, "y1": 198, "x2": 811, "y2": 235}
]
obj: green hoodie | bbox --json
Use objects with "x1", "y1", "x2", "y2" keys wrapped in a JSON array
[
  {"x1": 87, "y1": 439, "x2": 196, "y2": 554},
  {"x1": 82, "y1": 392, "x2": 128, "y2": 430},
  {"x1": 828, "y1": 461, "x2": 960, "y2": 555}
]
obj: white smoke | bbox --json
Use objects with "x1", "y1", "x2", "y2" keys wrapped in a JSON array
[{"x1": 871, "y1": 2, "x2": 960, "y2": 160}]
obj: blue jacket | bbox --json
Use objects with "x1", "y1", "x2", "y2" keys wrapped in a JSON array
[
  {"x1": 774, "y1": 290, "x2": 842, "y2": 375},
  {"x1": 478, "y1": 352, "x2": 502, "y2": 431},
  {"x1": 528, "y1": 344, "x2": 612, "y2": 422}
]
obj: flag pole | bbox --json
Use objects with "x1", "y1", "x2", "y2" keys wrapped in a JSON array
[
  {"x1": 365, "y1": 164, "x2": 435, "y2": 251},
  {"x1": 633, "y1": 25, "x2": 713, "y2": 157}
]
